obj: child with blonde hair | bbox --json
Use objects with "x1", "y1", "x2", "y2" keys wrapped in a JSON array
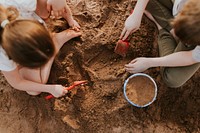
[{"x1": 0, "y1": 5, "x2": 81, "y2": 97}]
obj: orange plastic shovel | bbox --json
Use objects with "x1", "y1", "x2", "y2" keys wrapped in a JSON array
[{"x1": 45, "y1": 80, "x2": 87, "y2": 100}]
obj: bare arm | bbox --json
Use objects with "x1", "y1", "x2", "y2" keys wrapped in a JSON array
[
  {"x1": 120, "y1": 0, "x2": 150, "y2": 40},
  {"x1": 125, "y1": 51, "x2": 197, "y2": 73},
  {"x1": 2, "y1": 68, "x2": 65, "y2": 97},
  {"x1": 133, "y1": 0, "x2": 150, "y2": 22},
  {"x1": 149, "y1": 51, "x2": 196, "y2": 67}
]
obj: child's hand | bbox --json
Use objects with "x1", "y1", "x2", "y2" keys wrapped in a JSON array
[
  {"x1": 61, "y1": 9, "x2": 80, "y2": 31},
  {"x1": 120, "y1": 13, "x2": 142, "y2": 41},
  {"x1": 47, "y1": 0, "x2": 67, "y2": 18},
  {"x1": 51, "y1": 85, "x2": 68, "y2": 98},
  {"x1": 125, "y1": 57, "x2": 151, "y2": 73},
  {"x1": 68, "y1": 19, "x2": 80, "y2": 31}
]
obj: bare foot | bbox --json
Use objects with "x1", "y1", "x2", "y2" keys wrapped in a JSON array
[
  {"x1": 53, "y1": 29, "x2": 82, "y2": 52},
  {"x1": 144, "y1": 10, "x2": 162, "y2": 30}
]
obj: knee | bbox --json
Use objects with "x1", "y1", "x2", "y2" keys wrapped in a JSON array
[
  {"x1": 161, "y1": 70, "x2": 185, "y2": 88},
  {"x1": 162, "y1": 77, "x2": 184, "y2": 88}
]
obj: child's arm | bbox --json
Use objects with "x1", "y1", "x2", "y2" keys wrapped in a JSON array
[
  {"x1": 125, "y1": 51, "x2": 197, "y2": 73},
  {"x1": 2, "y1": 68, "x2": 67, "y2": 97},
  {"x1": 120, "y1": 0, "x2": 150, "y2": 40}
]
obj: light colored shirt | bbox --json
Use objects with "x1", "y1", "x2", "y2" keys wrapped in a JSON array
[
  {"x1": 0, "y1": 46, "x2": 17, "y2": 71},
  {"x1": 0, "y1": 0, "x2": 45, "y2": 24},
  {"x1": 192, "y1": 46, "x2": 200, "y2": 62},
  {"x1": 173, "y1": 0, "x2": 188, "y2": 16}
]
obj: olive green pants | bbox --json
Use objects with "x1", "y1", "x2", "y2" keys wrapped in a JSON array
[
  {"x1": 146, "y1": 0, "x2": 200, "y2": 88},
  {"x1": 146, "y1": 0, "x2": 174, "y2": 31}
]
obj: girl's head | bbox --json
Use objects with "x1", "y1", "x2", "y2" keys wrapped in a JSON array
[
  {"x1": 172, "y1": 0, "x2": 200, "y2": 45},
  {"x1": 0, "y1": 5, "x2": 55, "y2": 68}
]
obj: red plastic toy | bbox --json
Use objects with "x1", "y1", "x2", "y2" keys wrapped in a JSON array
[
  {"x1": 45, "y1": 80, "x2": 87, "y2": 100},
  {"x1": 114, "y1": 10, "x2": 134, "y2": 57}
]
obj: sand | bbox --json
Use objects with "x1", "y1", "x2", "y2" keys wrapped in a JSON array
[
  {"x1": 126, "y1": 75, "x2": 155, "y2": 106},
  {"x1": 0, "y1": 0, "x2": 200, "y2": 133}
]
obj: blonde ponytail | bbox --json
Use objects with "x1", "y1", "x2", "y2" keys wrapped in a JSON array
[
  {"x1": 6, "y1": 6, "x2": 19, "y2": 21},
  {"x1": 0, "y1": 5, "x2": 19, "y2": 28}
]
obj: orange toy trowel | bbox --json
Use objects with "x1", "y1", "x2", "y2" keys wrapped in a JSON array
[{"x1": 45, "y1": 80, "x2": 87, "y2": 100}]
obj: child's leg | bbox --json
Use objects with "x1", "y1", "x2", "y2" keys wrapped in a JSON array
[
  {"x1": 160, "y1": 60, "x2": 200, "y2": 88},
  {"x1": 160, "y1": 41, "x2": 200, "y2": 88},
  {"x1": 157, "y1": 28, "x2": 200, "y2": 88},
  {"x1": 36, "y1": 0, "x2": 50, "y2": 19},
  {"x1": 146, "y1": 0, "x2": 174, "y2": 32},
  {"x1": 52, "y1": 29, "x2": 81, "y2": 51},
  {"x1": 156, "y1": 0, "x2": 174, "y2": 10},
  {"x1": 158, "y1": 29, "x2": 177, "y2": 57},
  {"x1": 144, "y1": 10, "x2": 177, "y2": 57}
]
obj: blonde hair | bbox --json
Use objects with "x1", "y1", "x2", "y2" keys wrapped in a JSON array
[
  {"x1": 172, "y1": 0, "x2": 200, "y2": 45},
  {"x1": 0, "y1": 5, "x2": 55, "y2": 68}
]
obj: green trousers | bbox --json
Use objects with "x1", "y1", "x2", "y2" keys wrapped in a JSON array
[{"x1": 146, "y1": 0, "x2": 200, "y2": 88}]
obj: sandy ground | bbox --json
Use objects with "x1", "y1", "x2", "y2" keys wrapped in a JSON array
[{"x1": 0, "y1": 0, "x2": 200, "y2": 133}]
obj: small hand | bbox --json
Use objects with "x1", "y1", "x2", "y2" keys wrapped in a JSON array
[
  {"x1": 69, "y1": 19, "x2": 80, "y2": 31},
  {"x1": 52, "y1": 85, "x2": 68, "y2": 98},
  {"x1": 125, "y1": 57, "x2": 151, "y2": 73},
  {"x1": 120, "y1": 13, "x2": 142, "y2": 41}
]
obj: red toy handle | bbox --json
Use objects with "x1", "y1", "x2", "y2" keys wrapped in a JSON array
[
  {"x1": 45, "y1": 80, "x2": 87, "y2": 100},
  {"x1": 45, "y1": 95, "x2": 54, "y2": 100},
  {"x1": 131, "y1": 9, "x2": 134, "y2": 14},
  {"x1": 45, "y1": 85, "x2": 75, "y2": 100}
]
